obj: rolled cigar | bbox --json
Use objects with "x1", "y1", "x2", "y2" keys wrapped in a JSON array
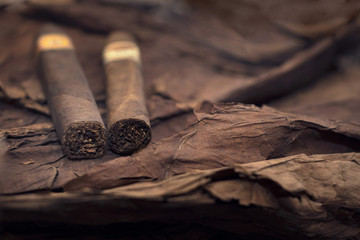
[
  {"x1": 36, "y1": 25, "x2": 106, "y2": 159},
  {"x1": 103, "y1": 32, "x2": 151, "y2": 155}
]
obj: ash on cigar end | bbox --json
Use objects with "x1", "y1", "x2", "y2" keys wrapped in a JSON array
[
  {"x1": 63, "y1": 122, "x2": 106, "y2": 159},
  {"x1": 108, "y1": 119, "x2": 151, "y2": 155}
]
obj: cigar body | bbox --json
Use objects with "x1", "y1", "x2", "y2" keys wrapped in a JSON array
[
  {"x1": 103, "y1": 32, "x2": 151, "y2": 154},
  {"x1": 37, "y1": 25, "x2": 106, "y2": 159}
]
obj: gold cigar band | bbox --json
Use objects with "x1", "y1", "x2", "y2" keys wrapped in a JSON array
[
  {"x1": 37, "y1": 34, "x2": 74, "y2": 52},
  {"x1": 103, "y1": 41, "x2": 141, "y2": 65}
]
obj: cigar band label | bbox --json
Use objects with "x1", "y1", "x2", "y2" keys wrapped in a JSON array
[
  {"x1": 37, "y1": 34, "x2": 74, "y2": 52},
  {"x1": 103, "y1": 41, "x2": 141, "y2": 65}
]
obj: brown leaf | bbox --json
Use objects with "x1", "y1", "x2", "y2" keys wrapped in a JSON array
[
  {"x1": 1, "y1": 5, "x2": 357, "y2": 125},
  {"x1": 0, "y1": 123, "x2": 118, "y2": 194},
  {"x1": 20, "y1": 160, "x2": 35, "y2": 165},
  {"x1": 1, "y1": 153, "x2": 360, "y2": 239},
  {"x1": 64, "y1": 102, "x2": 360, "y2": 191}
]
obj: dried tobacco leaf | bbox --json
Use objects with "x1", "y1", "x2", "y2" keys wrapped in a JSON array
[
  {"x1": 64, "y1": 102, "x2": 360, "y2": 191},
  {"x1": 0, "y1": 102, "x2": 50, "y2": 130},
  {"x1": 0, "y1": 123, "x2": 117, "y2": 194},
  {"x1": 1, "y1": 4, "x2": 358, "y2": 126},
  {"x1": 19, "y1": 2, "x2": 360, "y2": 123},
  {"x1": 257, "y1": 0, "x2": 360, "y2": 39},
  {"x1": 275, "y1": 98, "x2": 360, "y2": 124},
  {"x1": 1, "y1": 153, "x2": 360, "y2": 239},
  {"x1": 25, "y1": 1, "x2": 304, "y2": 64},
  {"x1": 0, "y1": 2, "x2": 360, "y2": 238},
  {"x1": 1, "y1": 102, "x2": 359, "y2": 194},
  {"x1": 269, "y1": 45, "x2": 360, "y2": 123}
]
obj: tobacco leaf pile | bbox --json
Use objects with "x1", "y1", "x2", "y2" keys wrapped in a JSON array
[{"x1": 1, "y1": 0, "x2": 360, "y2": 239}]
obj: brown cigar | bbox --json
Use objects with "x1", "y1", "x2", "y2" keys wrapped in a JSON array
[
  {"x1": 36, "y1": 25, "x2": 106, "y2": 159},
  {"x1": 103, "y1": 32, "x2": 151, "y2": 155}
]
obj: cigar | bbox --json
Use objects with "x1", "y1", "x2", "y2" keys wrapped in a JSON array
[
  {"x1": 103, "y1": 32, "x2": 151, "y2": 155},
  {"x1": 36, "y1": 25, "x2": 106, "y2": 159}
]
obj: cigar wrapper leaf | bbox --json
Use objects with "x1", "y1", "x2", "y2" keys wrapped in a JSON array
[
  {"x1": 103, "y1": 32, "x2": 151, "y2": 155},
  {"x1": 36, "y1": 25, "x2": 106, "y2": 159}
]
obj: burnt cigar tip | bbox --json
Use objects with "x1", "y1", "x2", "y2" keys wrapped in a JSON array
[
  {"x1": 108, "y1": 119, "x2": 151, "y2": 155},
  {"x1": 63, "y1": 122, "x2": 106, "y2": 159}
]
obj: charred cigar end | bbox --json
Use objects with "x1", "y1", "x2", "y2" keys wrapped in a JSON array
[
  {"x1": 63, "y1": 122, "x2": 106, "y2": 159},
  {"x1": 108, "y1": 119, "x2": 151, "y2": 155}
]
